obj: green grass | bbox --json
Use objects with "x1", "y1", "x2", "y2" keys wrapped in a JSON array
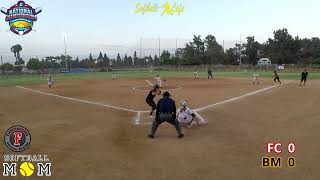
[{"x1": 0, "y1": 71, "x2": 319, "y2": 87}]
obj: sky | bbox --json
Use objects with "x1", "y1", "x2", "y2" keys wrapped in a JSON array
[{"x1": 0, "y1": 0, "x2": 320, "y2": 62}]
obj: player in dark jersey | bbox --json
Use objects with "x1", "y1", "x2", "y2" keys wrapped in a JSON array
[
  {"x1": 300, "y1": 69, "x2": 309, "y2": 87},
  {"x1": 274, "y1": 70, "x2": 281, "y2": 84},
  {"x1": 146, "y1": 85, "x2": 160, "y2": 117},
  {"x1": 148, "y1": 91, "x2": 183, "y2": 139},
  {"x1": 208, "y1": 68, "x2": 213, "y2": 79}
]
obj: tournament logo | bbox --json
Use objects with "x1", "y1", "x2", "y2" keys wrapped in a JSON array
[
  {"x1": 4, "y1": 125, "x2": 31, "y2": 152},
  {"x1": 0, "y1": 1, "x2": 42, "y2": 35}
]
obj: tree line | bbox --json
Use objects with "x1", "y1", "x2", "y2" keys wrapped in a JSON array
[
  {"x1": 169, "y1": 28, "x2": 320, "y2": 66},
  {"x1": 2, "y1": 28, "x2": 320, "y2": 72}
]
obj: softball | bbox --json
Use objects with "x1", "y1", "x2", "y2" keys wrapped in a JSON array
[{"x1": 20, "y1": 162, "x2": 35, "y2": 177}]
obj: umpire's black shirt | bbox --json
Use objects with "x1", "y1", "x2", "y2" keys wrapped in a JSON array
[{"x1": 156, "y1": 97, "x2": 176, "y2": 120}]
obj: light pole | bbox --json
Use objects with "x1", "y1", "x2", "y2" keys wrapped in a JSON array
[
  {"x1": 239, "y1": 34, "x2": 242, "y2": 66},
  {"x1": 1, "y1": 55, "x2": 3, "y2": 75},
  {"x1": 63, "y1": 33, "x2": 69, "y2": 70}
]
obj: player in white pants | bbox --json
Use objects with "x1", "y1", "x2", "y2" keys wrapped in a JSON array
[
  {"x1": 177, "y1": 100, "x2": 199, "y2": 128},
  {"x1": 155, "y1": 75, "x2": 162, "y2": 88},
  {"x1": 47, "y1": 74, "x2": 53, "y2": 88},
  {"x1": 252, "y1": 73, "x2": 260, "y2": 85},
  {"x1": 194, "y1": 69, "x2": 199, "y2": 79},
  {"x1": 112, "y1": 72, "x2": 117, "y2": 80}
]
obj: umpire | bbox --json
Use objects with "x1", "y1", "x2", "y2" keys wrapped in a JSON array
[{"x1": 148, "y1": 91, "x2": 184, "y2": 139}]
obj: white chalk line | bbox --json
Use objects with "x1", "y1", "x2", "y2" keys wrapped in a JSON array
[
  {"x1": 16, "y1": 86, "x2": 149, "y2": 114},
  {"x1": 17, "y1": 81, "x2": 291, "y2": 126}
]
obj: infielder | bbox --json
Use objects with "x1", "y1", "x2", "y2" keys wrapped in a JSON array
[
  {"x1": 177, "y1": 100, "x2": 199, "y2": 128},
  {"x1": 300, "y1": 69, "x2": 309, "y2": 87},
  {"x1": 208, "y1": 68, "x2": 214, "y2": 79},
  {"x1": 274, "y1": 70, "x2": 281, "y2": 84},
  {"x1": 194, "y1": 69, "x2": 199, "y2": 79},
  {"x1": 112, "y1": 72, "x2": 117, "y2": 80},
  {"x1": 252, "y1": 73, "x2": 260, "y2": 85},
  {"x1": 47, "y1": 74, "x2": 53, "y2": 88}
]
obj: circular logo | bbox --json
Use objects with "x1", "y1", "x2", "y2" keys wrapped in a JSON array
[{"x1": 4, "y1": 125, "x2": 31, "y2": 152}]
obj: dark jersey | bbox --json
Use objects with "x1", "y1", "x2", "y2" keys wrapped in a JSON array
[
  {"x1": 146, "y1": 89, "x2": 157, "y2": 101},
  {"x1": 156, "y1": 97, "x2": 177, "y2": 119},
  {"x1": 274, "y1": 72, "x2": 279, "y2": 78},
  {"x1": 301, "y1": 72, "x2": 308, "y2": 79},
  {"x1": 208, "y1": 70, "x2": 212, "y2": 75}
]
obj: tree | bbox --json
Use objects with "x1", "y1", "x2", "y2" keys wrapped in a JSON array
[
  {"x1": 89, "y1": 53, "x2": 95, "y2": 68},
  {"x1": 2, "y1": 62, "x2": 13, "y2": 71},
  {"x1": 116, "y1": 53, "x2": 122, "y2": 66},
  {"x1": 10, "y1": 44, "x2": 24, "y2": 65},
  {"x1": 103, "y1": 53, "x2": 110, "y2": 67},
  {"x1": 244, "y1": 36, "x2": 261, "y2": 65},
  {"x1": 147, "y1": 55, "x2": 154, "y2": 66},
  {"x1": 127, "y1": 56, "x2": 133, "y2": 66},
  {"x1": 154, "y1": 54, "x2": 160, "y2": 66},
  {"x1": 160, "y1": 50, "x2": 171, "y2": 65},
  {"x1": 263, "y1": 28, "x2": 301, "y2": 64},
  {"x1": 98, "y1": 52, "x2": 103, "y2": 60},
  {"x1": 299, "y1": 38, "x2": 320, "y2": 64},
  {"x1": 204, "y1": 35, "x2": 224, "y2": 65},
  {"x1": 27, "y1": 58, "x2": 43, "y2": 71},
  {"x1": 192, "y1": 35, "x2": 205, "y2": 64},
  {"x1": 133, "y1": 51, "x2": 138, "y2": 66},
  {"x1": 224, "y1": 47, "x2": 239, "y2": 65}
]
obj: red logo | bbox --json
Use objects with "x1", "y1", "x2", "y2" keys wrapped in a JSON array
[
  {"x1": 4, "y1": 125, "x2": 31, "y2": 152},
  {"x1": 13, "y1": 132, "x2": 23, "y2": 145}
]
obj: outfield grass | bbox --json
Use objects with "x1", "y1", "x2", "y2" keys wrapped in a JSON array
[{"x1": 0, "y1": 71, "x2": 318, "y2": 87}]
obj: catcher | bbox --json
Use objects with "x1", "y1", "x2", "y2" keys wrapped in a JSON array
[{"x1": 177, "y1": 100, "x2": 199, "y2": 128}]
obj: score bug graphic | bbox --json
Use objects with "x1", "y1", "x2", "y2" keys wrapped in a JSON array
[{"x1": 262, "y1": 142, "x2": 296, "y2": 168}]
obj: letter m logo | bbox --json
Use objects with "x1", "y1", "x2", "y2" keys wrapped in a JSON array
[{"x1": 3, "y1": 163, "x2": 17, "y2": 176}]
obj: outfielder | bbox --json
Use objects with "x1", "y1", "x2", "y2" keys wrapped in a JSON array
[{"x1": 177, "y1": 100, "x2": 199, "y2": 128}]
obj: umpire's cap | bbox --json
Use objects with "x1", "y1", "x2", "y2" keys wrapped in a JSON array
[{"x1": 163, "y1": 91, "x2": 171, "y2": 97}]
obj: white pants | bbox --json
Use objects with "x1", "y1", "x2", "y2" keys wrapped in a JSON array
[{"x1": 177, "y1": 114, "x2": 193, "y2": 124}]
